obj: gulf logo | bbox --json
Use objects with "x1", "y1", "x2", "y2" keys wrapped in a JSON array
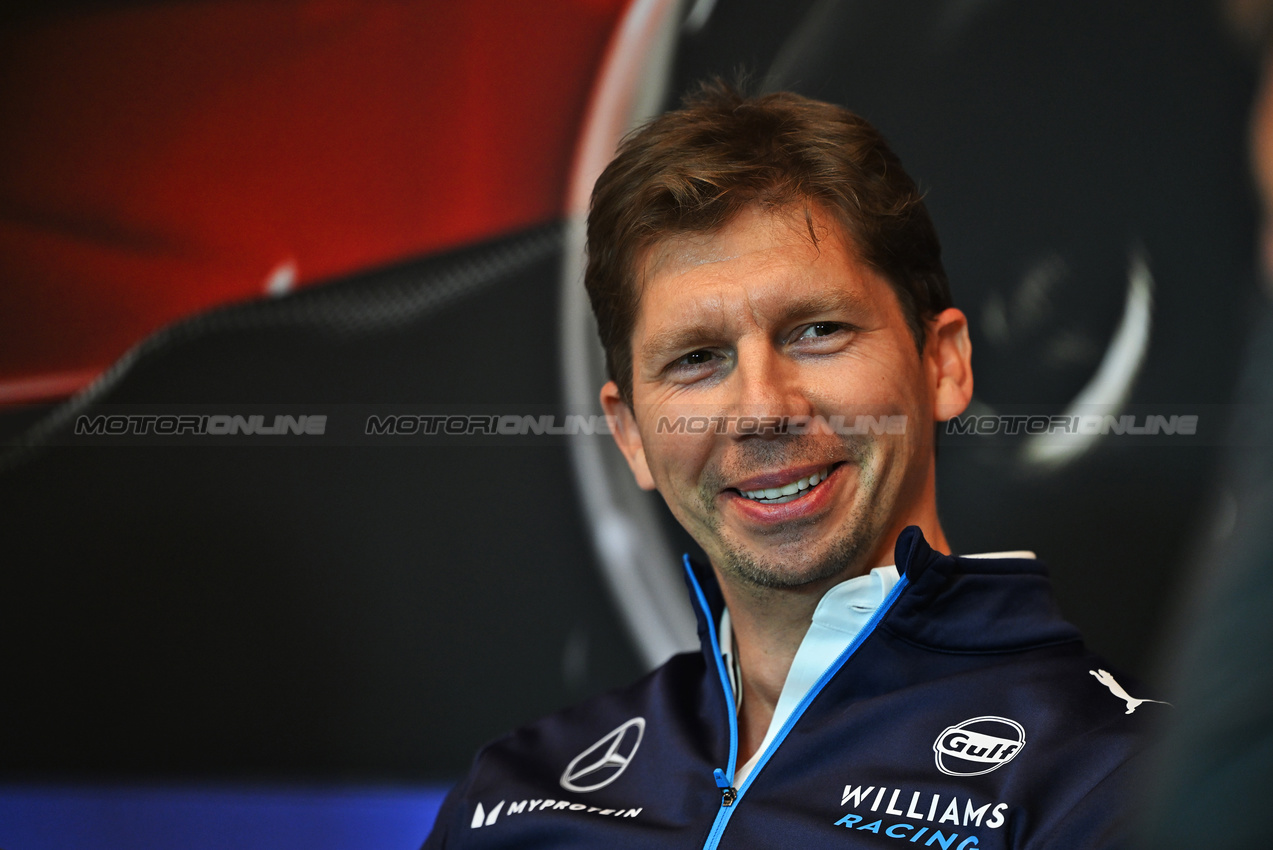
[{"x1": 933, "y1": 716, "x2": 1026, "y2": 777}]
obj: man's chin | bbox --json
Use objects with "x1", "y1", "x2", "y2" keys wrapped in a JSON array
[{"x1": 716, "y1": 534, "x2": 873, "y2": 591}]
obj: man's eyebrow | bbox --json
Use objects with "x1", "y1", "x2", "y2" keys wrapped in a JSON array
[
  {"x1": 776, "y1": 290, "x2": 871, "y2": 321},
  {"x1": 640, "y1": 322, "x2": 727, "y2": 363}
]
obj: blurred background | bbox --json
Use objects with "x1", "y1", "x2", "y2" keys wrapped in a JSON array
[{"x1": 0, "y1": 1, "x2": 1260, "y2": 847}]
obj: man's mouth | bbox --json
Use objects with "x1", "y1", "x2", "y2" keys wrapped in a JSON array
[{"x1": 737, "y1": 465, "x2": 834, "y2": 505}]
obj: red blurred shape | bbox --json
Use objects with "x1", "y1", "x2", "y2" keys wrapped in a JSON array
[{"x1": 0, "y1": 0, "x2": 629, "y2": 403}]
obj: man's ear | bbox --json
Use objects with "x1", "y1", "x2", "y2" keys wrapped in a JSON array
[
  {"x1": 926, "y1": 308, "x2": 974, "y2": 421},
  {"x1": 600, "y1": 381, "x2": 657, "y2": 491}
]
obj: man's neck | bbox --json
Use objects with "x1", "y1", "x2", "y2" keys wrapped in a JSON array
[
  {"x1": 718, "y1": 521, "x2": 950, "y2": 766},
  {"x1": 722, "y1": 581, "x2": 824, "y2": 764}
]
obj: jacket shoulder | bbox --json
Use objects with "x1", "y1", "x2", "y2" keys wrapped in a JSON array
[{"x1": 423, "y1": 650, "x2": 715, "y2": 847}]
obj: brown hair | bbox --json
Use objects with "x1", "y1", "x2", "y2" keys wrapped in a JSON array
[{"x1": 585, "y1": 81, "x2": 952, "y2": 406}]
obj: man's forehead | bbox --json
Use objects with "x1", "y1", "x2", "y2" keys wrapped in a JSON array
[
  {"x1": 637, "y1": 203, "x2": 853, "y2": 282},
  {"x1": 642, "y1": 237, "x2": 740, "y2": 279}
]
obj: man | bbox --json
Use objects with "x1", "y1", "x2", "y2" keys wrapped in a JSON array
[{"x1": 424, "y1": 83, "x2": 1158, "y2": 849}]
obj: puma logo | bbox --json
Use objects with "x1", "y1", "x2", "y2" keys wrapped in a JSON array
[{"x1": 1089, "y1": 669, "x2": 1169, "y2": 714}]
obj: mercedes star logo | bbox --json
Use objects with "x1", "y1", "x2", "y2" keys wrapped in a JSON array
[{"x1": 559, "y1": 717, "x2": 645, "y2": 793}]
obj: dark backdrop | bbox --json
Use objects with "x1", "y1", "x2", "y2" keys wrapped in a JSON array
[{"x1": 0, "y1": 0, "x2": 1258, "y2": 783}]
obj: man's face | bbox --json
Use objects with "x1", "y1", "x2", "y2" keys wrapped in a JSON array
[{"x1": 602, "y1": 204, "x2": 971, "y2": 590}]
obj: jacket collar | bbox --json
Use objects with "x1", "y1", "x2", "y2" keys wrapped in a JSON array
[{"x1": 682, "y1": 525, "x2": 1080, "y2": 658}]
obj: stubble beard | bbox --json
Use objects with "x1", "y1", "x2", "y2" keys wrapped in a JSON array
[{"x1": 701, "y1": 438, "x2": 887, "y2": 591}]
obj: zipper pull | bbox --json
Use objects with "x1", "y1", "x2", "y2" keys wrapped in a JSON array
[{"x1": 713, "y1": 768, "x2": 738, "y2": 807}]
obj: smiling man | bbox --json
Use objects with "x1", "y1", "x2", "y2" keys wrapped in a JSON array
[
  {"x1": 599, "y1": 198, "x2": 974, "y2": 770},
  {"x1": 423, "y1": 84, "x2": 1159, "y2": 849}
]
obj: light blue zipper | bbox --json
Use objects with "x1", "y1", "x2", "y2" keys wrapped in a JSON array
[
  {"x1": 683, "y1": 555, "x2": 740, "y2": 806},
  {"x1": 684, "y1": 556, "x2": 911, "y2": 850}
]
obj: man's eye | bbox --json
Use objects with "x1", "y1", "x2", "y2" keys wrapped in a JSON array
[
  {"x1": 674, "y1": 350, "x2": 716, "y2": 368},
  {"x1": 663, "y1": 349, "x2": 723, "y2": 381},
  {"x1": 797, "y1": 322, "x2": 846, "y2": 340}
]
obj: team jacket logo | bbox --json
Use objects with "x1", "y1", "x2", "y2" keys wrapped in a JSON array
[
  {"x1": 471, "y1": 800, "x2": 504, "y2": 829},
  {"x1": 933, "y1": 716, "x2": 1025, "y2": 776},
  {"x1": 559, "y1": 717, "x2": 645, "y2": 793},
  {"x1": 1090, "y1": 669, "x2": 1169, "y2": 714},
  {"x1": 470, "y1": 798, "x2": 643, "y2": 829}
]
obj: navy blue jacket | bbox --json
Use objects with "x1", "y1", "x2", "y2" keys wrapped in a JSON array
[{"x1": 424, "y1": 527, "x2": 1160, "y2": 848}]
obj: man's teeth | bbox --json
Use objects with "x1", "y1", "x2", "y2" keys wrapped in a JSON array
[{"x1": 741, "y1": 467, "x2": 832, "y2": 504}]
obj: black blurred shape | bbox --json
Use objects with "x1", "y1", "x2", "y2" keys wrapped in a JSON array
[
  {"x1": 0, "y1": 226, "x2": 643, "y2": 780},
  {"x1": 1141, "y1": 301, "x2": 1273, "y2": 847}
]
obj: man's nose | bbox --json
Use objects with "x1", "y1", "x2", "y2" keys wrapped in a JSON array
[{"x1": 727, "y1": 345, "x2": 814, "y2": 437}]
